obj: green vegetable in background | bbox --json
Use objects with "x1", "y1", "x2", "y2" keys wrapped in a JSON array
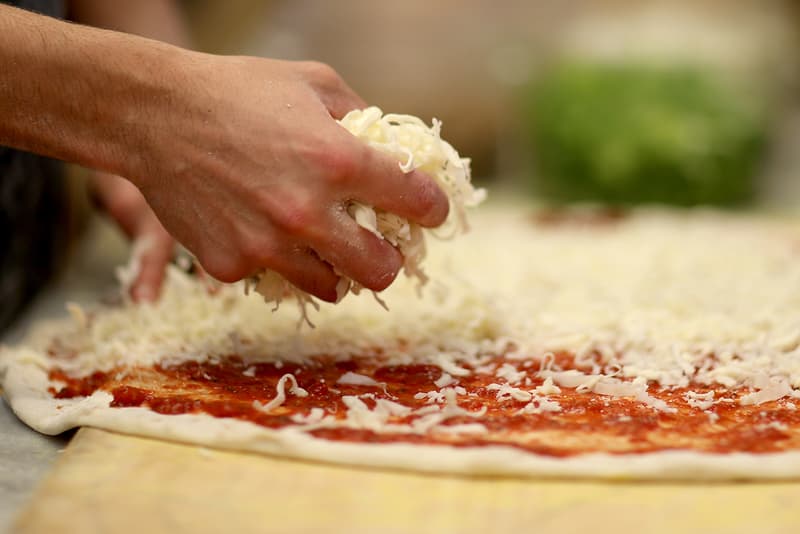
[{"x1": 521, "y1": 63, "x2": 768, "y2": 206}]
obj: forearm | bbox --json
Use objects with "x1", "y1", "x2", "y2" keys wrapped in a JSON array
[
  {"x1": 0, "y1": 4, "x2": 450, "y2": 298},
  {"x1": 0, "y1": 5, "x2": 190, "y2": 180}
]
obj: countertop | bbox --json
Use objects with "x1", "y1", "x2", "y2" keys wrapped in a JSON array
[{"x1": 0, "y1": 218, "x2": 129, "y2": 533}]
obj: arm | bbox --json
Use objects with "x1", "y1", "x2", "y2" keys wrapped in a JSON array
[
  {"x1": 0, "y1": 6, "x2": 171, "y2": 176},
  {"x1": 69, "y1": 0, "x2": 190, "y2": 300},
  {"x1": 0, "y1": 5, "x2": 449, "y2": 301}
]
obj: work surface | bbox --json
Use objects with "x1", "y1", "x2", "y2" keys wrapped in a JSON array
[
  {"x1": 11, "y1": 428, "x2": 800, "y2": 534},
  {"x1": 4, "y1": 217, "x2": 800, "y2": 533},
  {"x1": 0, "y1": 399, "x2": 69, "y2": 533},
  {"x1": 0, "y1": 217, "x2": 124, "y2": 533}
]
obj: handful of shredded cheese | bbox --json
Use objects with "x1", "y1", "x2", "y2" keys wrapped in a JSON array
[{"x1": 247, "y1": 107, "x2": 486, "y2": 324}]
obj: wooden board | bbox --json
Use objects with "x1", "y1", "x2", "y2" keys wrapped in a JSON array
[{"x1": 12, "y1": 428, "x2": 800, "y2": 534}]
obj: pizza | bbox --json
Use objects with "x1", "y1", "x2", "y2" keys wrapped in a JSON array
[{"x1": 4, "y1": 206, "x2": 800, "y2": 480}]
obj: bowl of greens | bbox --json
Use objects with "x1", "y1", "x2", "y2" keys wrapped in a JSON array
[{"x1": 520, "y1": 62, "x2": 768, "y2": 206}]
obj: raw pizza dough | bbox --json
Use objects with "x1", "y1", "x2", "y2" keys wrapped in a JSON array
[{"x1": 4, "y1": 205, "x2": 800, "y2": 480}]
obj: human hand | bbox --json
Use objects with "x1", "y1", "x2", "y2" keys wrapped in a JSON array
[
  {"x1": 126, "y1": 56, "x2": 449, "y2": 302},
  {"x1": 1, "y1": 10, "x2": 449, "y2": 302},
  {"x1": 90, "y1": 171, "x2": 175, "y2": 302}
]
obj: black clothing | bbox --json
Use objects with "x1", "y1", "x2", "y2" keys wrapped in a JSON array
[{"x1": 1, "y1": 0, "x2": 69, "y2": 332}]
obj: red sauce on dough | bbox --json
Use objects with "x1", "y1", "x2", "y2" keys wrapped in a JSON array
[{"x1": 48, "y1": 354, "x2": 800, "y2": 457}]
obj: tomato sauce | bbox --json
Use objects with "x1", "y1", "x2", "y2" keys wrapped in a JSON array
[{"x1": 48, "y1": 354, "x2": 800, "y2": 457}]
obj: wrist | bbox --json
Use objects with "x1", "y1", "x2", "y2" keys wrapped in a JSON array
[{"x1": 99, "y1": 44, "x2": 201, "y2": 188}]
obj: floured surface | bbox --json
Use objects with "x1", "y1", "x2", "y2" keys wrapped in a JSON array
[
  {"x1": 14, "y1": 428, "x2": 800, "y2": 534},
  {"x1": 5, "y1": 204, "x2": 800, "y2": 478}
]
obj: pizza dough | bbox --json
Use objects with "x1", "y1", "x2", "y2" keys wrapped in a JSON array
[{"x1": 4, "y1": 205, "x2": 800, "y2": 480}]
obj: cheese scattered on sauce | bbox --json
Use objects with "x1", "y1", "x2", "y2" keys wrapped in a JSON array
[
  {"x1": 336, "y1": 371, "x2": 382, "y2": 387},
  {"x1": 252, "y1": 374, "x2": 308, "y2": 413},
  {"x1": 12, "y1": 206, "x2": 800, "y2": 436}
]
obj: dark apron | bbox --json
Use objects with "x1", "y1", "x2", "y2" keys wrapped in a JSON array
[{"x1": 1, "y1": 0, "x2": 69, "y2": 333}]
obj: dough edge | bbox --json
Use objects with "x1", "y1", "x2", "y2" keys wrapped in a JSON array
[{"x1": 4, "y1": 359, "x2": 800, "y2": 481}]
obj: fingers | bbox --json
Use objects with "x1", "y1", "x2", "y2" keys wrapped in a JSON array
[
  {"x1": 90, "y1": 172, "x2": 145, "y2": 239},
  {"x1": 89, "y1": 171, "x2": 176, "y2": 302},
  {"x1": 298, "y1": 61, "x2": 366, "y2": 119},
  {"x1": 268, "y1": 247, "x2": 341, "y2": 303},
  {"x1": 296, "y1": 61, "x2": 450, "y2": 229},
  {"x1": 346, "y1": 140, "x2": 450, "y2": 228},
  {"x1": 322, "y1": 84, "x2": 366, "y2": 120},
  {"x1": 194, "y1": 224, "x2": 342, "y2": 302},
  {"x1": 312, "y1": 210, "x2": 404, "y2": 292},
  {"x1": 130, "y1": 229, "x2": 175, "y2": 302}
]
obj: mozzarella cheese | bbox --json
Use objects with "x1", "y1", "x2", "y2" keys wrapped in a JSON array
[
  {"x1": 252, "y1": 374, "x2": 308, "y2": 413},
  {"x1": 10, "y1": 204, "x2": 800, "y2": 435},
  {"x1": 337, "y1": 372, "x2": 382, "y2": 387},
  {"x1": 247, "y1": 107, "x2": 486, "y2": 324}
]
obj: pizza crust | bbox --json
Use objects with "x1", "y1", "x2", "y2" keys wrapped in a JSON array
[
  {"x1": 6, "y1": 358, "x2": 800, "y2": 481},
  {"x1": 6, "y1": 208, "x2": 800, "y2": 480}
]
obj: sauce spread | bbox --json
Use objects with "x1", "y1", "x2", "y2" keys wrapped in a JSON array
[{"x1": 48, "y1": 354, "x2": 800, "y2": 457}]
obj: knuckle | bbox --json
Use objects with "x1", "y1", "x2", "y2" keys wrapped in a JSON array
[
  {"x1": 301, "y1": 61, "x2": 343, "y2": 87},
  {"x1": 237, "y1": 237, "x2": 274, "y2": 266},
  {"x1": 269, "y1": 195, "x2": 318, "y2": 236},
  {"x1": 314, "y1": 145, "x2": 358, "y2": 187},
  {"x1": 234, "y1": 224, "x2": 286, "y2": 266}
]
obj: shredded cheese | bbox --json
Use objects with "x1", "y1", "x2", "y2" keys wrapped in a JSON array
[
  {"x1": 487, "y1": 383, "x2": 533, "y2": 402},
  {"x1": 518, "y1": 396, "x2": 563, "y2": 415},
  {"x1": 534, "y1": 377, "x2": 562, "y2": 396},
  {"x1": 252, "y1": 374, "x2": 308, "y2": 413},
  {"x1": 20, "y1": 206, "x2": 800, "y2": 437},
  {"x1": 685, "y1": 390, "x2": 715, "y2": 410},
  {"x1": 248, "y1": 107, "x2": 485, "y2": 324},
  {"x1": 495, "y1": 363, "x2": 527, "y2": 385},
  {"x1": 336, "y1": 372, "x2": 382, "y2": 387},
  {"x1": 245, "y1": 107, "x2": 486, "y2": 327},
  {"x1": 434, "y1": 372, "x2": 456, "y2": 388},
  {"x1": 297, "y1": 388, "x2": 486, "y2": 436},
  {"x1": 740, "y1": 375, "x2": 794, "y2": 406}
]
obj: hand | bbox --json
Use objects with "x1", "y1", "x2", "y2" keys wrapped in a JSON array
[
  {"x1": 90, "y1": 171, "x2": 175, "y2": 302},
  {"x1": 127, "y1": 56, "x2": 449, "y2": 302}
]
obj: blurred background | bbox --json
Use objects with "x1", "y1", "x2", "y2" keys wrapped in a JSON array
[{"x1": 181, "y1": 0, "x2": 800, "y2": 208}]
